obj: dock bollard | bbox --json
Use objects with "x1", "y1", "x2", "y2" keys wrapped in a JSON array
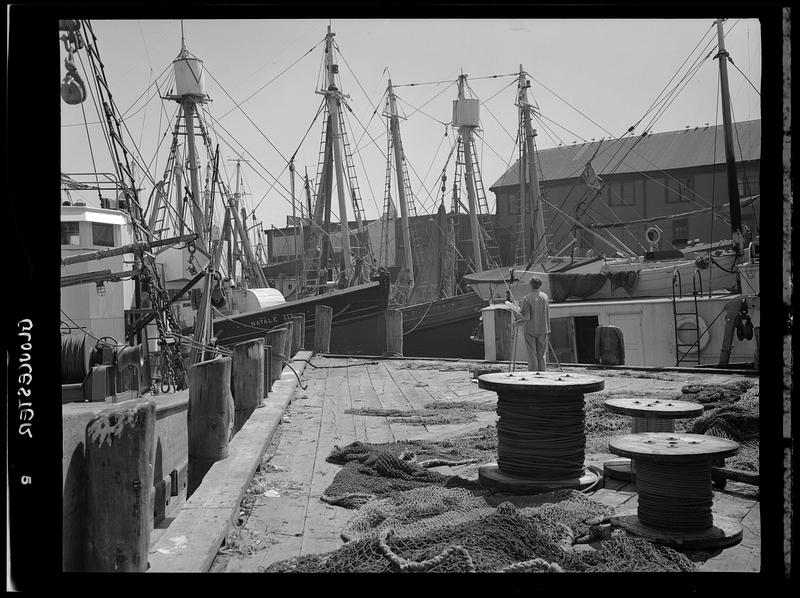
[
  {"x1": 384, "y1": 309, "x2": 403, "y2": 356},
  {"x1": 231, "y1": 338, "x2": 265, "y2": 435},
  {"x1": 84, "y1": 400, "x2": 156, "y2": 572},
  {"x1": 291, "y1": 313, "x2": 305, "y2": 352},
  {"x1": 314, "y1": 305, "x2": 333, "y2": 353},
  {"x1": 187, "y1": 357, "x2": 234, "y2": 497}
]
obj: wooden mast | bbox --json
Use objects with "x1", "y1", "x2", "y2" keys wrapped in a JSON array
[
  {"x1": 321, "y1": 26, "x2": 354, "y2": 275},
  {"x1": 386, "y1": 78, "x2": 415, "y2": 290},
  {"x1": 290, "y1": 159, "x2": 298, "y2": 261},
  {"x1": 457, "y1": 73, "x2": 484, "y2": 273},
  {"x1": 715, "y1": 18, "x2": 745, "y2": 258},
  {"x1": 519, "y1": 65, "x2": 546, "y2": 261},
  {"x1": 517, "y1": 66, "x2": 529, "y2": 260},
  {"x1": 226, "y1": 160, "x2": 267, "y2": 287}
]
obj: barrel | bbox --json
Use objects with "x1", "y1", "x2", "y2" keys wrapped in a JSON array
[{"x1": 594, "y1": 325, "x2": 625, "y2": 366}]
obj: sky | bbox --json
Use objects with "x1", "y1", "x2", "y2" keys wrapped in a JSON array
[{"x1": 60, "y1": 17, "x2": 762, "y2": 232}]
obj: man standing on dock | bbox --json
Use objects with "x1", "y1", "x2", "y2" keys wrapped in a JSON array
[{"x1": 515, "y1": 276, "x2": 551, "y2": 371}]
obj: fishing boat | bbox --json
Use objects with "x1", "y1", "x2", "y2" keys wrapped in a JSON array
[
  {"x1": 464, "y1": 64, "x2": 741, "y2": 306},
  {"x1": 130, "y1": 27, "x2": 392, "y2": 356},
  {"x1": 480, "y1": 19, "x2": 760, "y2": 369},
  {"x1": 378, "y1": 73, "x2": 505, "y2": 358}
]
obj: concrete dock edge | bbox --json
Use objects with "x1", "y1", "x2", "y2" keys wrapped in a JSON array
[{"x1": 147, "y1": 350, "x2": 313, "y2": 573}]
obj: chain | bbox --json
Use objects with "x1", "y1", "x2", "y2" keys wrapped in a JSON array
[{"x1": 186, "y1": 240, "x2": 198, "y2": 275}]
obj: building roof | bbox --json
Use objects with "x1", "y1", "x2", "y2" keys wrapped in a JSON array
[{"x1": 490, "y1": 119, "x2": 760, "y2": 190}]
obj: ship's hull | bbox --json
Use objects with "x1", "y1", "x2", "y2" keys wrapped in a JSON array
[
  {"x1": 212, "y1": 274, "x2": 391, "y2": 355},
  {"x1": 400, "y1": 292, "x2": 487, "y2": 359}
]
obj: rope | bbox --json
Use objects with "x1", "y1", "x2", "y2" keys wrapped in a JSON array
[
  {"x1": 291, "y1": 358, "x2": 380, "y2": 369},
  {"x1": 498, "y1": 558, "x2": 564, "y2": 573},
  {"x1": 402, "y1": 300, "x2": 435, "y2": 336},
  {"x1": 495, "y1": 389, "x2": 586, "y2": 479},
  {"x1": 635, "y1": 458, "x2": 714, "y2": 532},
  {"x1": 376, "y1": 530, "x2": 477, "y2": 572}
]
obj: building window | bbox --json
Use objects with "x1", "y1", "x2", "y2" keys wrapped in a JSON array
[
  {"x1": 738, "y1": 169, "x2": 759, "y2": 197},
  {"x1": 508, "y1": 191, "x2": 520, "y2": 215},
  {"x1": 672, "y1": 218, "x2": 689, "y2": 246},
  {"x1": 61, "y1": 222, "x2": 80, "y2": 246},
  {"x1": 666, "y1": 175, "x2": 694, "y2": 204},
  {"x1": 608, "y1": 181, "x2": 635, "y2": 207},
  {"x1": 91, "y1": 222, "x2": 115, "y2": 247}
]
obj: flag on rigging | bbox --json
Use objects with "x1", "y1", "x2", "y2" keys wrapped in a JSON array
[{"x1": 581, "y1": 161, "x2": 603, "y2": 191}]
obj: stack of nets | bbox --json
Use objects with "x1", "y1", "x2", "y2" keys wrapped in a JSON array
[
  {"x1": 263, "y1": 441, "x2": 697, "y2": 573},
  {"x1": 264, "y1": 494, "x2": 695, "y2": 573}
]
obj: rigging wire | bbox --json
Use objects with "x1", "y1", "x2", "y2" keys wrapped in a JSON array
[
  {"x1": 204, "y1": 66, "x2": 290, "y2": 164},
  {"x1": 218, "y1": 37, "x2": 326, "y2": 121}
]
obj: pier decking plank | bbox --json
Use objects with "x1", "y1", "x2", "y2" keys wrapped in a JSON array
[
  {"x1": 231, "y1": 369, "x2": 329, "y2": 570},
  {"x1": 349, "y1": 362, "x2": 395, "y2": 444},
  {"x1": 366, "y1": 362, "x2": 427, "y2": 440},
  {"x1": 300, "y1": 365, "x2": 357, "y2": 557}
]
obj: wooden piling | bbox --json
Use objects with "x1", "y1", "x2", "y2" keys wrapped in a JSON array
[
  {"x1": 314, "y1": 305, "x2": 333, "y2": 353},
  {"x1": 385, "y1": 309, "x2": 404, "y2": 356},
  {"x1": 284, "y1": 319, "x2": 295, "y2": 360},
  {"x1": 84, "y1": 400, "x2": 156, "y2": 572},
  {"x1": 231, "y1": 338, "x2": 265, "y2": 435},
  {"x1": 187, "y1": 357, "x2": 234, "y2": 497},
  {"x1": 263, "y1": 343, "x2": 272, "y2": 396},
  {"x1": 291, "y1": 313, "x2": 305, "y2": 352},
  {"x1": 265, "y1": 327, "x2": 288, "y2": 383}
]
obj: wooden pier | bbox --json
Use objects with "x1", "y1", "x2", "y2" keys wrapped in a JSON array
[{"x1": 206, "y1": 356, "x2": 759, "y2": 573}]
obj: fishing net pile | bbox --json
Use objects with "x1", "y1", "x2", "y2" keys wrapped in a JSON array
[
  {"x1": 264, "y1": 492, "x2": 695, "y2": 573},
  {"x1": 320, "y1": 441, "x2": 483, "y2": 508},
  {"x1": 263, "y1": 440, "x2": 697, "y2": 573},
  {"x1": 690, "y1": 383, "x2": 759, "y2": 471},
  {"x1": 679, "y1": 379, "x2": 756, "y2": 407}
]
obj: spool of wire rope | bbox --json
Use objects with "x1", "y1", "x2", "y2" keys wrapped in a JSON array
[
  {"x1": 608, "y1": 432, "x2": 743, "y2": 549},
  {"x1": 496, "y1": 390, "x2": 586, "y2": 479},
  {"x1": 61, "y1": 333, "x2": 93, "y2": 384},
  {"x1": 476, "y1": 371, "x2": 605, "y2": 493}
]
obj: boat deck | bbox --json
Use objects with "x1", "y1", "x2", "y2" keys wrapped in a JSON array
[{"x1": 210, "y1": 356, "x2": 759, "y2": 573}]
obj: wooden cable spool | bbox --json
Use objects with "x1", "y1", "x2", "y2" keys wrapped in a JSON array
[
  {"x1": 603, "y1": 398, "x2": 704, "y2": 482},
  {"x1": 608, "y1": 432, "x2": 743, "y2": 549},
  {"x1": 477, "y1": 371, "x2": 604, "y2": 492}
]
